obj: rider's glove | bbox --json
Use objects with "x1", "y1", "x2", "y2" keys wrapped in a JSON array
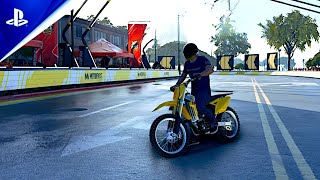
[
  {"x1": 170, "y1": 84, "x2": 179, "y2": 92},
  {"x1": 194, "y1": 73, "x2": 202, "y2": 80}
]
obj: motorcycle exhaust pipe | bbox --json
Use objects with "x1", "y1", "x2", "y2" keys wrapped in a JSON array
[{"x1": 218, "y1": 122, "x2": 232, "y2": 131}]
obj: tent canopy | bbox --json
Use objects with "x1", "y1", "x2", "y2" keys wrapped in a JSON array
[
  {"x1": 75, "y1": 38, "x2": 134, "y2": 58},
  {"x1": 23, "y1": 40, "x2": 43, "y2": 48}
]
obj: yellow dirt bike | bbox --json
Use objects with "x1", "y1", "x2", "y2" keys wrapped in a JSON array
[{"x1": 149, "y1": 78, "x2": 240, "y2": 158}]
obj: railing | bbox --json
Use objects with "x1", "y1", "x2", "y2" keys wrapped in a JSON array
[{"x1": 0, "y1": 66, "x2": 178, "y2": 71}]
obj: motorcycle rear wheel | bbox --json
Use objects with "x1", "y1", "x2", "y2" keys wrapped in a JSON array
[{"x1": 217, "y1": 107, "x2": 240, "y2": 143}]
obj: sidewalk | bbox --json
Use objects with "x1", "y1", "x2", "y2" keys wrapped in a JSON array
[{"x1": 271, "y1": 71, "x2": 320, "y2": 79}]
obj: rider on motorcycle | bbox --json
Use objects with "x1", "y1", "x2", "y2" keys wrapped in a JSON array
[{"x1": 170, "y1": 43, "x2": 217, "y2": 132}]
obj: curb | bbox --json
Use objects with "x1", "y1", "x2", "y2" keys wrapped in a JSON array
[
  {"x1": 212, "y1": 71, "x2": 272, "y2": 75},
  {"x1": 271, "y1": 72, "x2": 320, "y2": 79},
  {"x1": 0, "y1": 79, "x2": 158, "y2": 102},
  {"x1": 212, "y1": 71, "x2": 320, "y2": 79}
]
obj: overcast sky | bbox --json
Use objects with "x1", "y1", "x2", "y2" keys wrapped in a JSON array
[{"x1": 73, "y1": 0, "x2": 320, "y2": 68}]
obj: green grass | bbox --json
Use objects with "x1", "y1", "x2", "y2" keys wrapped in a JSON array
[
  {"x1": 218, "y1": 71, "x2": 231, "y2": 75},
  {"x1": 236, "y1": 71, "x2": 247, "y2": 75}
]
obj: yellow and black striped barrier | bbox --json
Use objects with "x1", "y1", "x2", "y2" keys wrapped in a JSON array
[{"x1": 0, "y1": 69, "x2": 178, "y2": 91}]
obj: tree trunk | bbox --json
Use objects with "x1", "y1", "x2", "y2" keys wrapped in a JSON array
[{"x1": 288, "y1": 53, "x2": 291, "y2": 71}]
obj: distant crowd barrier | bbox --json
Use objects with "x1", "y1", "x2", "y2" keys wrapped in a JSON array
[
  {"x1": 0, "y1": 68, "x2": 179, "y2": 92},
  {"x1": 271, "y1": 71, "x2": 320, "y2": 79},
  {"x1": 211, "y1": 70, "x2": 320, "y2": 79}
]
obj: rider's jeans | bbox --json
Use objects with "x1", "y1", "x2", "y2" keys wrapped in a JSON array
[{"x1": 194, "y1": 92, "x2": 216, "y2": 127}]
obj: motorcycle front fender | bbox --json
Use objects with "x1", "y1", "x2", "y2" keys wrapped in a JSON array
[
  {"x1": 152, "y1": 100, "x2": 177, "y2": 112},
  {"x1": 153, "y1": 100, "x2": 191, "y2": 120}
]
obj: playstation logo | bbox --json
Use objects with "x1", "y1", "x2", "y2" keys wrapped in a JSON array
[{"x1": 6, "y1": 8, "x2": 28, "y2": 27}]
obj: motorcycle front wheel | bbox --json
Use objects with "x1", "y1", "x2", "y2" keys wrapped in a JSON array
[{"x1": 149, "y1": 114, "x2": 191, "y2": 158}]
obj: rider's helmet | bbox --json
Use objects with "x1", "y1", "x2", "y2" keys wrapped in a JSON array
[{"x1": 183, "y1": 43, "x2": 198, "y2": 59}]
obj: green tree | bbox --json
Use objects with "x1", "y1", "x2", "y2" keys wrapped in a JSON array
[
  {"x1": 85, "y1": 16, "x2": 127, "y2": 32},
  {"x1": 280, "y1": 57, "x2": 296, "y2": 69},
  {"x1": 146, "y1": 41, "x2": 216, "y2": 66},
  {"x1": 235, "y1": 63, "x2": 244, "y2": 69},
  {"x1": 86, "y1": 15, "x2": 95, "y2": 21},
  {"x1": 260, "y1": 57, "x2": 296, "y2": 69},
  {"x1": 313, "y1": 53, "x2": 320, "y2": 67},
  {"x1": 305, "y1": 58, "x2": 314, "y2": 68},
  {"x1": 11, "y1": 48, "x2": 33, "y2": 59},
  {"x1": 234, "y1": 58, "x2": 244, "y2": 65},
  {"x1": 151, "y1": 41, "x2": 161, "y2": 50},
  {"x1": 146, "y1": 42, "x2": 160, "y2": 58},
  {"x1": 116, "y1": 25, "x2": 127, "y2": 31},
  {"x1": 306, "y1": 52, "x2": 320, "y2": 68},
  {"x1": 86, "y1": 15, "x2": 113, "y2": 26},
  {"x1": 211, "y1": 17, "x2": 251, "y2": 57},
  {"x1": 259, "y1": 10, "x2": 319, "y2": 70},
  {"x1": 98, "y1": 17, "x2": 113, "y2": 26}
]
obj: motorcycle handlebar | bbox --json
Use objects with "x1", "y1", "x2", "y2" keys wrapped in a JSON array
[
  {"x1": 170, "y1": 78, "x2": 197, "y2": 92},
  {"x1": 185, "y1": 78, "x2": 198, "y2": 84}
]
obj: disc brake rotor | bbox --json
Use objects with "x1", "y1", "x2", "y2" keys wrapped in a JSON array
[{"x1": 166, "y1": 132, "x2": 179, "y2": 143}]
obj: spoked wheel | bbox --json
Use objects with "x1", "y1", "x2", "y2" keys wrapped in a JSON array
[
  {"x1": 217, "y1": 107, "x2": 240, "y2": 143},
  {"x1": 149, "y1": 114, "x2": 191, "y2": 158}
]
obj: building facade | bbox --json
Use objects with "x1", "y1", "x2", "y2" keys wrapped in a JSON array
[
  {"x1": 7, "y1": 15, "x2": 128, "y2": 67},
  {"x1": 58, "y1": 15, "x2": 128, "y2": 51}
]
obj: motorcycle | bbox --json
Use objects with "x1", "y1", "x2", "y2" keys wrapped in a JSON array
[{"x1": 149, "y1": 78, "x2": 240, "y2": 158}]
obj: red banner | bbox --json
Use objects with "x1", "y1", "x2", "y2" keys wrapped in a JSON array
[
  {"x1": 33, "y1": 22, "x2": 58, "y2": 66},
  {"x1": 128, "y1": 24, "x2": 147, "y2": 67}
]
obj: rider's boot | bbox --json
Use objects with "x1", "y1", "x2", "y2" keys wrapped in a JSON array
[
  {"x1": 209, "y1": 116, "x2": 218, "y2": 133},
  {"x1": 202, "y1": 115, "x2": 218, "y2": 134}
]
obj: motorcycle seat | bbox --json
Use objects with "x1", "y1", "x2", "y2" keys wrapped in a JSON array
[{"x1": 210, "y1": 93, "x2": 233, "y2": 102}]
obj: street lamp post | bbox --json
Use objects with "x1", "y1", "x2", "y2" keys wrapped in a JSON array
[
  {"x1": 278, "y1": 49, "x2": 281, "y2": 71},
  {"x1": 154, "y1": 30, "x2": 157, "y2": 64},
  {"x1": 177, "y1": 15, "x2": 181, "y2": 74}
]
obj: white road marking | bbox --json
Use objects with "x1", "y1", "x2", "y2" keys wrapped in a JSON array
[
  {"x1": 132, "y1": 122, "x2": 151, "y2": 130},
  {"x1": 254, "y1": 78, "x2": 316, "y2": 180},
  {"x1": 78, "y1": 100, "x2": 138, "y2": 118},
  {"x1": 61, "y1": 135, "x2": 131, "y2": 157},
  {"x1": 251, "y1": 78, "x2": 289, "y2": 180},
  {"x1": 62, "y1": 115, "x2": 152, "y2": 156}
]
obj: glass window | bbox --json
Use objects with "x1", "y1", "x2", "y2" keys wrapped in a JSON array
[
  {"x1": 94, "y1": 31, "x2": 99, "y2": 41},
  {"x1": 76, "y1": 25, "x2": 82, "y2": 38},
  {"x1": 113, "y1": 35, "x2": 121, "y2": 46},
  {"x1": 102, "y1": 32, "x2": 107, "y2": 40},
  {"x1": 95, "y1": 31, "x2": 107, "y2": 41},
  {"x1": 105, "y1": 34, "x2": 110, "y2": 41},
  {"x1": 82, "y1": 27, "x2": 90, "y2": 40}
]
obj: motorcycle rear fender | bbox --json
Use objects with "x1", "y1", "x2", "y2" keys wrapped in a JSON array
[
  {"x1": 209, "y1": 96, "x2": 231, "y2": 115},
  {"x1": 153, "y1": 100, "x2": 191, "y2": 120}
]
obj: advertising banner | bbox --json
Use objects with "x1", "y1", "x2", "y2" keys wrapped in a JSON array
[
  {"x1": 217, "y1": 55, "x2": 234, "y2": 70},
  {"x1": 0, "y1": 0, "x2": 72, "y2": 61},
  {"x1": 267, "y1": 53, "x2": 278, "y2": 70},
  {"x1": 244, "y1": 54, "x2": 259, "y2": 70},
  {"x1": 128, "y1": 24, "x2": 147, "y2": 68}
]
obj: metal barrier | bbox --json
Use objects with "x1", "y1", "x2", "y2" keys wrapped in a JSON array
[{"x1": 0, "y1": 69, "x2": 179, "y2": 92}]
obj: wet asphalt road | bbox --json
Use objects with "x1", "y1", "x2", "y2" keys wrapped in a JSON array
[{"x1": 0, "y1": 75, "x2": 320, "y2": 179}]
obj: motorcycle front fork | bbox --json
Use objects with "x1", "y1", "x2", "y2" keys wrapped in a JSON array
[{"x1": 173, "y1": 114, "x2": 182, "y2": 134}]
